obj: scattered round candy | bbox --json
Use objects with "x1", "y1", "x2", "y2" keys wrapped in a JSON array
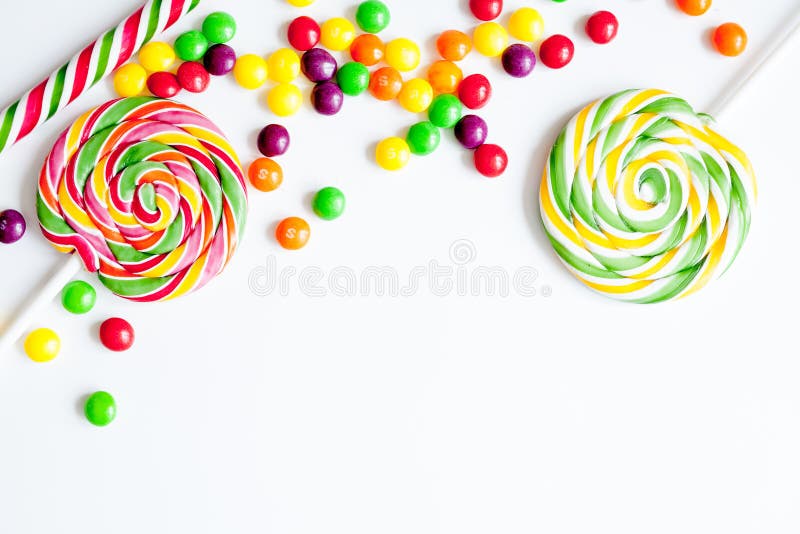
[
  {"x1": 369, "y1": 66, "x2": 403, "y2": 101},
  {"x1": 233, "y1": 54, "x2": 269, "y2": 89},
  {"x1": 508, "y1": 7, "x2": 544, "y2": 42},
  {"x1": 397, "y1": 78, "x2": 434, "y2": 113},
  {"x1": 676, "y1": 0, "x2": 711, "y2": 16},
  {"x1": 502, "y1": 44, "x2": 536, "y2": 78},
  {"x1": 454, "y1": 115, "x2": 488, "y2": 149},
  {"x1": 350, "y1": 34, "x2": 385, "y2": 66},
  {"x1": 62, "y1": 280, "x2": 97, "y2": 314},
  {"x1": 473, "y1": 22, "x2": 508, "y2": 57},
  {"x1": 320, "y1": 17, "x2": 356, "y2": 51},
  {"x1": 539, "y1": 34, "x2": 575, "y2": 69},
  {"x1": 301, "y1": 48, "x2": 338, "y2": 83},
  {"x1": 112, "y1": 63, "x2": 147, "y2": 97},
  {"x1": 202, "y1": 11, "x2": 237, "y2": 44},
  {"x1": 176, "y1": 61, "x2": 210, "y2": 93},
  {"x1": 99, "y1": 317, "x2": 135, "y2": 352},
  {"x1": 337, "y1": 61, "x2": 371, "y2": 96},
  {"x1": 0, "y1": 208, "x2": 26, "y2": 244},
  {"x1": 287, "y1": 0, "x2": 315, "y2": 5},
  {"x1": 276, "y1": 217, "x2": 311, "y2": 250},
  {"x1": 268, "y1": 83, "x2": 303, "y2": 116},
  {"x1": 268, "y1": 48, "x2": 301, "y2": 83},
  {"x1": 385, "y1": 38, "x2": 421, "y2": 72},
  {"x1": 406, "y1": 121, "x2": 441, "y2": 156},
  {"x1": 312, "y1": 81, "x2": 344, "y2": 115},
  {"x1": 174, "y1": 30, "x2": 209, "y2": 61},
  {"x1": 356, "y1": 0, "x2": 391, "y2": 34},
  {"x1": 458, "y1": 74, "x2": 492, "y2": 109},
  {"x1": 146, "y1": 71, "x2": 181, "y2": 98},
  {"x1": 436, "y1": 30, "x2": 472, "y2": 62},
  {"x1": 713, "y1": 22, "x2": 747, "y2": 57},
  {"x1": 313, "y1": 187, "x2": 346, "y2": 220},
  {"x1": 138, "y1": 41, "x2": 175, "y2": 72},
  {"x1": 474, "y1": 143, "x2": 508, "y2": 178},
  {"x1": 470, "y1": 0, "x2": 503, "y2": 21},
  {"x1": 24, "y1": 328, "x2": 60, "y2": 363},
  {"x1": 84, "y1": 391, "x2": 117, "y2": 427},
  {"x1": 248, "y1": 158, "x2": 283, "y2": 192},
  {"x1": 258, "y1": 124, "x2": 291, "y2": 157},
  {"x1": 428, "y1": 94, "x2": 463, "y2": 128},
  {"x1": 586, "y1": 11, "x2": 619, "y2": 44},
  {"x1": 428, "y1": 60, "x2": 463, "y2": 94},
  {"x1": 204, "y1": 44, "x2": 236, "y2": 76},
  {"x1": 288, "y1": 16, "x2": 321, "y2": 51},
  {"x1": 376, "y1": 137, "x2": 411, "y2": 171}
]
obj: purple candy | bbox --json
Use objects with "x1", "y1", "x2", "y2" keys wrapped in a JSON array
[
  {"x1": 258, "y1": 124, "x2": 290, "y2": 157},
  {"x1": 204, "y1": 44, "x2": 236, "y2": 76},
  {"x1": 454, "y1": 115, "x2": 488, "y2": 149},
  {"x1": 501, "y1": 44, "x2": 536, "y2": 78},
  {"x1": 0, "y1": 209, "x2": 26, "y2": 244},
  {"x1": 311, "y1": 82, "x2": 344, "y2": 116},
  {"x1": 301, "y1": 48, "x2": 338, "y2": 83}
]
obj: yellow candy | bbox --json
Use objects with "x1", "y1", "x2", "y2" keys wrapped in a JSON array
[
  {"x1": 473, "y1": 22, "x2": 508, "y2": 57},
  {"x1": 385, "y1": 38, "x2": 421, "y2": 72},
  {"x1": 113, "y1": 63, "x2": 147, "y2": 97},
  {"x1": 268, "y1": 48, "x2": 301, "y2": 83},
  {"x1": 287, "y1": 0, "x2": 315, "y2": 5},
  {"x1": 508, "y1": 8, "x2": 545, "y2": 42},
  {"x1": 138, "y1": 41, "x2": 176, "y2": 72},
  {"x1": 234, "y1": 54, "x2": 269, "y2": 89},
  {"x1": 376, "y1": 137, "x2": 411, "y2": 171},
  {"x1": 267, "y1": 83, "x2": 303, "y2": 116},
  {"x1": 320, "y1": 18, "x2": 356, "y2": 51},
  {"x1": 397, "y1": 78, "x2": 433, "y2": 113},
  {"x1": 24, "y1": 328, "x2": 60, "y2": 363}
]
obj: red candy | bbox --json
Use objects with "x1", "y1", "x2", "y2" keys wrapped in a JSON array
[
  {"x1": 99, "y1": 317, "x2": 135, "y2": 352},
  {"x1": 539, "y1": 35, "x2": 574, "y2": 69},
  {"x1": 586, "y1": 11, "x2": 619, "y2": 44},
  {"x1": 176, "y1": 61, "x2": 210, "y2": 93},
  {"x1": 474, "y1": 143, "x2": 508, "y2": 178},
  {"x1": 458, "y1": 73, "x2": 492, "y2": 110},
  {"x1": 147, "y1": 71, "x2": 181, "y2": 98},
  {"x1": 469, "y1": 0, "x2": 503, "y2": 21},
  {"x1": 288, "y1": 16, "x2": 321, "y2": 51}
]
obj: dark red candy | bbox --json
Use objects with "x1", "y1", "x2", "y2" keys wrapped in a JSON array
[
  {"x1": 474, "y1": 143, "x2": 508, "y2": 178},
  {"x1": 288, "y1": 16, "x2": 321, "y2": 51},
  {"x1": 458, "y1": 74, "x2": 492, "y2": 110},
  {"x1": 176, "y1": 61, "x2": 210, "y2": 92},
  {"x1": 539, "y1": 34, "x2": 575, "y2": 69},
  {"x1": 147, "y1": 71, "x2": 181, "y2": 98},
  {"x1": 469, "y1": 0, "x2": 503, "y2": 21},
  {"x1": 586, "y1": 11, "x2": 619, "y2": 44},
  {"x1": 99, "y1": 317, "x2": 135, "y2": 352}
]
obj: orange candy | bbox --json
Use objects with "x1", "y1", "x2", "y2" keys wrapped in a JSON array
[
  {"x1": 436, "y1": 30, "x2": 472, "y2": 62},
  {"x1": 712, "y1": 22, "x2": 747, "y2": 57},
  {"x1": 428, "y1": 60, "x2": 463, "y2": 94},
  {"x1": 276, "y1": 217, "x2": 310, "y2": 250},
  {"x1": 675, "y1": 0, "x2": 711, "y2": 16},
  {"x1": 369, "y1": 66, "x2": 403, "y2": 100},
  {"x1": 350, "y1": 34, "x2": 384, "y2": 66},
  {"x1": 248, "y1": 158, "x2": 283, "y2": 192}
]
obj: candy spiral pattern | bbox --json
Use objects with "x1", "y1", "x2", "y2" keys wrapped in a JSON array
[
  {"x1": 37, "y1": 97, "x2": 248, "y2": 302},
  {"x1": 539, "y1": 89, "x2": 756, "y2": 303},
  {"x1": 0, "y1": 0, "x2": 199, "y2": 158}
]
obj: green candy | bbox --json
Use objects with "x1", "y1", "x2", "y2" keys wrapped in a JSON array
[
  {"x1": 174, "y1": 30, "x2": 209, "y2": 61},
  {"x1": 428, "y1": 94, "x2": 463, "y2": 128},
  {"x1": 336, "y1": 62, "x2": 370, "y2": 96},
  {"x1": 313, "y1": 187, "x2": 346, "y2": 221},
  {"x1": 61, "y1": 280, "x2": 96, "y2": 314},
  {"x1": 406, "y1": 121, "x2": 441, "y2": 156},
  {"x1": 202, "y1": 12, "x2": 237, "y2": 44},
  {"x1": 355, "y1": 0, "x2": 391, "y2": 34},
  {"x1": 84, "y1": 391, "x2": 116, "y2": 427}
]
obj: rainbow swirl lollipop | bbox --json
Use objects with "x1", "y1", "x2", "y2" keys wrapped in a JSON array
[
  {"x1": 540, "y1": 89, "x2": 756, "y2": 303},
  {"x1": 37, "y1": 98, "x2": 248, "y2": 302}
]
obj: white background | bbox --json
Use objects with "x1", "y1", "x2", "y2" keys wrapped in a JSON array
[{"x1": 1, "y1": 0, "x2": 799, "y2": 532}]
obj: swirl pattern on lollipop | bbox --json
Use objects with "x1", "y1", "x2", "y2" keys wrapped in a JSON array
[
  {"x1": 540, "y1": 89, "x2": 756, "y2": 303},
  {"x1": 37, "y1": 97, "x2": 248, "y2": 302}
]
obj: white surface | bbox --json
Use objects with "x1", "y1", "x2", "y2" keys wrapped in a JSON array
[{"x1": 1, "y1": 0, "x2": 799, "y2": 532}]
